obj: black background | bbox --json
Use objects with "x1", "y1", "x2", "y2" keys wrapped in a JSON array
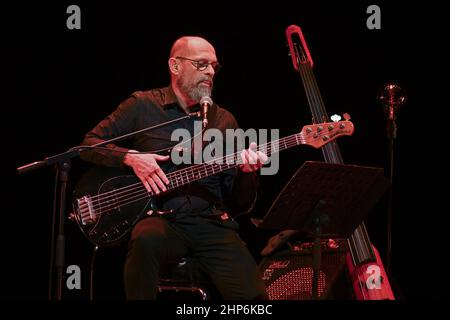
[{"x1": 4, "y1": 1, "x2": 447, "y2": 301}]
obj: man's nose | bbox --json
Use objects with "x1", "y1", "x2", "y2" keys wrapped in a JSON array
[{"x1": 204, "y1": 64, "x2": 215, "y2": 76}]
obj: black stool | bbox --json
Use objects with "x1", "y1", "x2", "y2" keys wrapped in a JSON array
[{"x1": 157, "y1": 257, "x2": 217, "y2": 300}]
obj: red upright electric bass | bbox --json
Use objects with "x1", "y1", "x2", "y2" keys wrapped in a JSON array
[{"x1": 286, "y1": 25, "x2": 394, "y2": 300}]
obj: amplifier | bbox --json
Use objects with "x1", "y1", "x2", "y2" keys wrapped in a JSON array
[{"x1": 259, "y1": 238, "x2": 352, "y2": 300}]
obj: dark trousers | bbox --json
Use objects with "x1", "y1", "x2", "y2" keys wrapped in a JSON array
[{"x1": 123, "y1": 215, "x2": 267, "y2": 300}]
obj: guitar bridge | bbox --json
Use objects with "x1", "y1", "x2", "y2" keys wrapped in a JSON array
[{"x1": 75, "y1": 195, "x2": 97, "y2": 225}]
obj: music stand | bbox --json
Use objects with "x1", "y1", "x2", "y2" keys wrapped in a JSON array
[{"x1": 259, "y1": 161, "x2": 390, "y2": 299}]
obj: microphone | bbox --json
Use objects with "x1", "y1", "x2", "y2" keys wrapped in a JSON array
[
  {"x1": 200, "y1": 96, "x2": 213, "y2": 129},
  {"x1": 378, "y1": 84, "x2": 406, "y2": 121},
  {"x1": 378, "y1": 83, "x2": 407, "y2": 139}
]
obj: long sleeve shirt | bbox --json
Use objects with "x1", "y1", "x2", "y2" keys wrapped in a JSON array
[{"x1": 80, "y1": 86, "x2": 258, "y2": 217}]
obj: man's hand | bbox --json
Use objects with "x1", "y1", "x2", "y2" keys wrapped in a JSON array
[
  {"x1": 239, "y1": 142, "x2": 268, "y2": 173},
  {"x1": 123, "y1": 150, "x2": 170, "y2": 194}
]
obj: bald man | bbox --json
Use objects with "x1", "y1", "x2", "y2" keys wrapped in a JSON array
[{"x1": 81, "y1": 36, "x2": 268, "y2": 300}]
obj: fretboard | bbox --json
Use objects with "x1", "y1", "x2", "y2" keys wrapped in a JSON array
[{"x1": 163, "y1": 132, "x2": 305, "y2": 192}]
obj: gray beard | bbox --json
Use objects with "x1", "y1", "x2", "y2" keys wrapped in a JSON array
[{"x1": 178, "y1": 78, "x2": 212, "y2": 101}]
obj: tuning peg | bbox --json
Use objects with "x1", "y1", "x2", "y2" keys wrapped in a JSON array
[{"x1": 343, "y1": 113, "x2": 351, "y2": 121}]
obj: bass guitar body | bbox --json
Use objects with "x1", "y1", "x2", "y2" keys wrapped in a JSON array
[{"x1": 71, "y1": 166, "x2": 153, "y2": 246}]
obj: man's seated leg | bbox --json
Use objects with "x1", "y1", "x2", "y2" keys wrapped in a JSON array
[{"x1": 123, "y1": 217, "x2": 189, "y2": 299}]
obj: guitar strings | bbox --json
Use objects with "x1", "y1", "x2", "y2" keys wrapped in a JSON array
[
  {"x1": 81, "y1": 134, "x2": 310, "y2": 214},
  {"x1": 80, "y1": 133, "x2": 306, "y2": 214},
  {"x1": 80, "y1": 129, "x2": 348, "y2": 216},
  {"x1": 87, "y1": 123, "x2": 348, "y2": 208},
  {"x1": 84, "y1": 118, "x2": 347, "y2": 209},
  {"x1": 85, "y1": 132, "x2": 304, "y2": 203}
]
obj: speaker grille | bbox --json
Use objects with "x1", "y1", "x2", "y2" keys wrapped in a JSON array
[{"x1": 260, "y1": 238, "x2": 350, "y2": 300}]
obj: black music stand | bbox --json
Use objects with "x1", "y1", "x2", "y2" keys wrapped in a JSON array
[{"x1": 259, "y1": 161, "x2": 390, "y2": 299}]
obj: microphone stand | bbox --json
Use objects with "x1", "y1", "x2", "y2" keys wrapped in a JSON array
[
  {"x1": 17, "y1": 112, "x2": 200, "y2": 300},
  {"x1": 378, "y1": 84, "x2": 406, "y2": 276},
  {"x1": 385, "y1": 116, "x2": 396, "y2": 275}
]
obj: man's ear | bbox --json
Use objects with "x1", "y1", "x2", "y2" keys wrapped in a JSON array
[{"x1": 168, "y1": 58, "x2": 179, "y2": 75}]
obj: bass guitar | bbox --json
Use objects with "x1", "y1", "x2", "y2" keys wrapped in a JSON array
[{"x1": 71, "y1": 120, "x2": 353, "y2": 246}]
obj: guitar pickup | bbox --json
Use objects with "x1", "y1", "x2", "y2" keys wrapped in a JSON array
[{"x1": 75, "y1": 195, "x2": 97, "y2": 225}]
